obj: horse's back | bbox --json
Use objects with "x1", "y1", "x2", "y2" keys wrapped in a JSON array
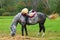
[
  {"x1": 37, "y1": 12, "x2": 46, "y2": 19},
  {"x1": 37, "y1": 12, "x2": 46, "y2": 23}
]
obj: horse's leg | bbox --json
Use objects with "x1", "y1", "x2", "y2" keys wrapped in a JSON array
[
  {"x1": 40, "y1": 20, "x2": 45, "y2": 37},
  {"x1": 41, "y1": 23, "x2": 45, "y2": 37},
  {"x1": 38, "y1": 23, "x2": 45, "y2": 37},
  {"x1": 40, "y1": 23, "x2": 45, "y2": 33},
  {"x1": 24, "y1": 25, "x2": 28, "y2": 36},
  {"x1": 38, "y1": 19, "x2": 46, "y2": 37},
  {"x1": 38, "y1": 23, "x2": 43, "y2": 36}
]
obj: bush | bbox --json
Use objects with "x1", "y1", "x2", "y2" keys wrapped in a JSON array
[
  {"x1": 2, "y1": 12, "x2": 10, "y2": 16},
  {"x1": 0, "y1": 8, "x2": 5, "y2": 15},
  {"x1": 56, "y1": 0, "x2": 60, "y2": 13},
  {"x1": 6, "y1": 6, "x2": 16, "y2": 12}
]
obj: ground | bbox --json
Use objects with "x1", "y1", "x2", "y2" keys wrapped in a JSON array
[
  {"x1": 0, "y1": 33, "x2": 60, "y2": 40},
  {"x1": 0, "y1": 16, "x2": 60, "y2": 40}
]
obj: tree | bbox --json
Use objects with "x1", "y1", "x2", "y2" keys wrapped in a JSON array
[
  {"x1": 56, "y1": 0, "x2": 60, "y2": 13},
  {"x1": 0, "y1": 0, "x2": 5, "y2": 8},
  {"x1": 31, "y1": 0, "x2": 50, "y2": 13}
]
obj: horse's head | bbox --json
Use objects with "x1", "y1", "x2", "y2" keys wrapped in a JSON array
[
  {"x1": 29, "y1": 9, "x2": 36, "y2": 13},
  {"x1": 29, "y1": 9, "x2": 33, "y2": 13}
]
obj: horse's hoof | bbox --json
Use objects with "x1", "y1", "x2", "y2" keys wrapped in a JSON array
[
  {"x1": 42, "y1": 33, "x2": 45, "y2": 37},
  {"x1": 37, "y1": 33, "x2": 40, "y2": 36}
]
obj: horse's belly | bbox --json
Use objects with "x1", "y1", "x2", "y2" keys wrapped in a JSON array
[
  {"x1": 28, "y1": 19, "x2": 37, "y2": 24},
  {"x1": 27, "y1": 21, "x2": 38, "y2": 25},
  {"x1": 28, "y1": 21, "x2": 37, "y2": 25},
  {"x1": 27, "y1": 23, "x2": 38, "y2": 25},
  {"x1": 28, "y1": 16, "x2": 38, "y2": 24}
]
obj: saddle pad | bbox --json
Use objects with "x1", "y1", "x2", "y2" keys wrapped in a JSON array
[
  {"x1": 28, "y1": 13, "x2": 38, "y2": 24},
  {"x1": 28, "y1": 12, "x2": 36, "y2": 18}
]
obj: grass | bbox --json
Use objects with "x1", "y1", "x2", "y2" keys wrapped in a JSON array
[{"x1": 0, "y1": 16, "x2": 60, "y2": 40}]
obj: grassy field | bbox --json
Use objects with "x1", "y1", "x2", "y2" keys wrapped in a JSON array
[{"x1": 0, "y1": 16, "x2": 60, "y2": 40}]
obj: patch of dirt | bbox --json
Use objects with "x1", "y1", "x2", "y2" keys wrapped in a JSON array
[
  {"x1": 0, "y1": 35, "x2": 44, "y2": 40},
  {"x1": 0, "y1": 35, "x2": 60, "y2": 40}
]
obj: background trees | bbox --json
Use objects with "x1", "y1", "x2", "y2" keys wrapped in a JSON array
[
  {"x1": 0, "y1": 0, "x2": 60, "y2": 16},
  {"x1": 56, "y1": 0, "x2": 60, "y2": 13}
]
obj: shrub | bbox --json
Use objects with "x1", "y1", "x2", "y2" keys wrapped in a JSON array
[
  {"x1": 56, "y1": 0, "x2": 60, "y2": 13},
  {"x1": 2, "y1": 12, "x2": 10, "y2": 16},
  {"x1": 0, "y1": 8, "x2": 5, "y2": 15}
]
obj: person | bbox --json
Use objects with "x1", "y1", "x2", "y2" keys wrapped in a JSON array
[
  {"x1": 21, "y1": 8, "x2": 29, "y2": 16},
  {"x1": 21, "y1": 8, "x2": 36, "y2": 21},
  {"x1": 21, "y1": 8, "x2": 29, "y2": 23}
]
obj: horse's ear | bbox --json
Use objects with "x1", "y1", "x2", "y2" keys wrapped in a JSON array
[{"x1": 48, "y1": 13, "x2": 59, "y2": 19}]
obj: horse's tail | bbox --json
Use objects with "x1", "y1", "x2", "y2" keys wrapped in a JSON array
[{"x1": 46, "y1": 13, "x2": 59, "y2": 19}]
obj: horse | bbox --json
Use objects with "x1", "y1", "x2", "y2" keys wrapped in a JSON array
[{"x1": 10, "y1": 10, "x2": 55, "y2": 37}]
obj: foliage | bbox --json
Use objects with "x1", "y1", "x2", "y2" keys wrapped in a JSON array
[
  {"x1": 0, "y1": 0, "x2": 60, "y2": 16},
  {"x1": 56, "y1": 0, "x2": 60, "y2": 14},
  {"x1": 0, "y1": 8, "x2": 5, "y2": 15},
  {"x1": 2, "y1": 12, "x2": 10, "y2": 16}
]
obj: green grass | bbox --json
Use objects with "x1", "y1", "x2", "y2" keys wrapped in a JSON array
[{"x1": 0, "y1": 16, "x2": 60, "y2": 40}]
